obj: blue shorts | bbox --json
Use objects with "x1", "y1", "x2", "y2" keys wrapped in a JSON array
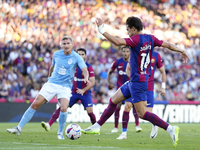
[
  {"x1": 69, "y1": 93, "x2": 93, "y2": 110},
  {"x1": 147, "y1": 91, "x2": 154, "y2": 107},
  {"x1": 120, "y1": 81, "x2": 147, "y2": 104}
]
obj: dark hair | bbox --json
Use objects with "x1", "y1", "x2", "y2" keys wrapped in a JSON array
[
  {"x1": 121, "y1": 46, "x2": 130, "y2": 50},
  {"x1": 126, "y1": 16, "x2": 143, "y2": 31},
  {"x1": 77, "y1": 48, "x2": 86, "y2": 55}
]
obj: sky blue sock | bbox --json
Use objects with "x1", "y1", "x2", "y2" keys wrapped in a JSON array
[
  {"x1": 58, "y1": 111, "x2": 67, "y2": 134},
  {"x1": 122, "y1": 128, "x2": 127, "y2": 132},
  {"x1": 18, "y1": 107, "x2": 36, "y2": 129}
]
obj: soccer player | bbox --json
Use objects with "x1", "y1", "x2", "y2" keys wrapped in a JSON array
[
  {"x1": 81, "y1": 17, "x2": 190, "y2": 147},
  {"x1": 41, "y1": 48, "x2": 96, "y2": 132},
  {"x1": 7, "y1": 36, "x2": 90, "y2": 140},
  {"x1": 108, "y1": 46, "x2": 142, "y2": 133},
  {"x1": 116, "y1": 51, "x2": 166, "y2": 140}
]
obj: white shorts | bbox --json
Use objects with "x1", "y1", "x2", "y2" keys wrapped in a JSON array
[{"x1": 38, "y1": 83, "x2": 72, "y2": 102}]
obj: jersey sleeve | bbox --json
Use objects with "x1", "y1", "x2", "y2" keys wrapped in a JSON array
[
  {"x1": 124, "y1": 35, "x2": 140, "y2": 48},
  {"x1": 156, "y1": 53, "x2": 163, "y2": 68},
  {"x1": 110, "y1": 60, "x2": 117, "y2": 71},
  {"x1": 151, "y1": 35, "x2": 163, "y2": 47},
  {"x1": 77, "y1": 54, "x2": 87, "y2": 69},
  {"x1": 88, "y1": 66, "x2": 95, "y2": 78}
]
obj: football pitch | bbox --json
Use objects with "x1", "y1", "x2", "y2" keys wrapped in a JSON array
[{"x1": 0, "y1": 123, "x2": 199, "y2": 150}]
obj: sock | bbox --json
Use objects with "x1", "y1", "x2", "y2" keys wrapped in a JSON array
[
  {"x1": 122, "y1": 131, "x2": 127, "y2": 136},
  {"x1": 114, "y1": 107, "x2": 120, "y2": 128},
  {"x1": 92, "y1": 122, "x2": 101, "y2": 128},
  {"x1": 18, "y1": 107, "x2": 36, "y2": 129},
  {"x1": 97, "y1": 99, "x2": 117, "y2": 126},
  {"x1": 122, "y1": 111, "x2": 129, "y2": 132},
  {"x1": 49, "y1": 107, "x2": 60, "y2": 126},
  {"x1": 143, "y1": 111, "x2": 169, "y2": 130},
  {"x1": 132, "y1": 105, "x2": 139, "y2": 126},
  {"x1": 166, "y1": 125, "x2": 173, "y2": 134},
  {"x1": 88, "y1": 112, "x2": 96, "y2": 124},
  {"x1": 58, "y1": 111, "x2": 67, "y2": 134}
]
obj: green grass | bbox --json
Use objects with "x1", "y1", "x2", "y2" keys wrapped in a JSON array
[{"x1": 0, "y1": 123, "x2": 199, "y2": 150}]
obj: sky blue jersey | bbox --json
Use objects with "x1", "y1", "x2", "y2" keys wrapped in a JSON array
[{"x1": 48, "y1": 50, "x2": 87, "y2": 89}]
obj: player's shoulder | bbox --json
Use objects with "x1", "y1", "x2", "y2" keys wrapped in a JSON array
[
  {"x1": 86, "y1": 62, "x2": 92, "y2": 67},
  {"x1": 117, "y1": 58, "x2": 123, "y2": 62},
  {"x1": 152, "y1": 51, "x2": 158, "y2": 56},
  {"x1": 72, "y1": 50, "x2": 81, "y2": 57},
  {"x1": 53, "y1": 49, "x2": 63, "y2": 55}
]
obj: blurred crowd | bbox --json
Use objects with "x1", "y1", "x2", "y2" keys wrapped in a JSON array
[{"x1": 0, "y1": 0, "x2": 199, "y2": 103}]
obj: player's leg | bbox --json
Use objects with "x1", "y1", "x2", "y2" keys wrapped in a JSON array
[
  {"x1": 86, "y1": 106, "x2": 96, "y2": 124},
  {"x1": 57, "y1": 86, "x2": 72, "y2": 140},
  {"x1": 146, "y1": 91, "x2": 158, "y2": 139},
  {"x1": 41, "y1": 107, "x2": 61, "y2": 131},
  {"x1": 132, "y1": 105, "x2": 142, "y2": 132},
  {"x1": 7, "y1": 83, "x2": 55, "y2": 135},
  {"x1": 111, "y1": 102, "x2": 122, "y2": 133},
  {"x1": 82, "y1": 94, "x2": 96, "y2": 124},
  {"x1": 131, "y1": 82, "x2": 179, "y2": 147},
  {"x1": 81, "y1": 81, "x2": 130, "y2": 135},
  {"x1": 116, "y1": 101, "x2": 132, "y2": 140},
  {"x1": 41, "y1": 93, "x2": 79, "y2": 131}
]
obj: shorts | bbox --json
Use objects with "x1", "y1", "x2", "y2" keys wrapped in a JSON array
[
  {"x1": 120, "y1": 81, "x2": 147, "y2": 104},
  {"x1": 69, "y1": 93, "x2": 93, "y2": 110},
  {"x1": 38, "y1": 83, "x2": 72, "y2": 102},
  {"x1": 147, "y1": 91, "x2": 154, "y2": 107}
]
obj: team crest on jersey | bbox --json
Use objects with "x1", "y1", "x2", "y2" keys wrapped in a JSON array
[
  {"x1": 68, "y1": 59, "x2": 72, "y2": 64},
  {"x1": 151, "y1": 58, "x2": 155, "y2": 63}
]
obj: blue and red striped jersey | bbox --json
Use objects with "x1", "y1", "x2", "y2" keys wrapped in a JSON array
[
  {"x1": 72, "y1": 62, "x2": 95, "y2": 94},
  {"x1": 111, "y1": 58, "x2": 130, "y2": 89},
  {"x1": 124, "y1": 34, "x2": 163, "y2": 82},
  {"x1": 148, "y1": 51, "x2": 163, "y2": 91}
]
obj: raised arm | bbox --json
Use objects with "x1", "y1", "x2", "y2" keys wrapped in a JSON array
[
  {"x1": 161, "y1": 42, "x2": 190, "y2": 63},
  {"x1": 96, "y1": 18, "x2": 126, "y2": 46}
]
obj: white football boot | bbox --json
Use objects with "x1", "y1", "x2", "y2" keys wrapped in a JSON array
[
  {"x1": 150, "y1": 125, "x2": 158, "y2": 139},
  {"x1": 135, "y1": 126, "x2": 142, "y2": 132},
  {"x1": 7, "y1": 126, "x2": 21, "y2": 135},
  {"x1": 111, "y1": 128, "x2": 118, "y2": 133},
  {"x1": 41, "y1": 121, "x2": 50, "y2": 131}
]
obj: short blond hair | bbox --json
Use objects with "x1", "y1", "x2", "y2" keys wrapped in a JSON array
[{"x1": 61, "y1": 35, "x2": 73, "y2": 42}]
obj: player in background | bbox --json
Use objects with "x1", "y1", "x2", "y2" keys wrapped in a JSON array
[
  {"x1": 116, "y1": 51, "x2": 166, "y2": 140},
  {"x1": 7, "y1": 36, "x2": 90, "y2": 140},
  {"x1": 108, "y1": 46, "x2": 142, "y2": 133},
  {"x1": 41, "y1": 48, "x2": 96, "y2": 133},
  {"x1": 81, "y1": 16, "x2": 190, "y2": 148}
]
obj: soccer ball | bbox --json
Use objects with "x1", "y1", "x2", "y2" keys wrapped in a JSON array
[{"x1": 65, "y1": 124, "x2": 81, "y2": 140}]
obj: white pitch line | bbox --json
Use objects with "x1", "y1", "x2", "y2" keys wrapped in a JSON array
[{"x1": 0, "y1": 142, "x2": 119, "y2": 149}]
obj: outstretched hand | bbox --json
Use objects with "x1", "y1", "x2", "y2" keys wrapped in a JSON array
[
  {"x1": 95, "y1": 17, "x2": 105, "y2": 34},
  {"x1": 181, "y1": 51, "x2": 190, "y2": 63},
  {"x1": 95, "y1": 17, "x2": 104, "y2": 27}
]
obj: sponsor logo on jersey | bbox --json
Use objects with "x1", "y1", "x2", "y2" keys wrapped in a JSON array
[
  {"x1": 140, "y1": 44, "x2": 151, "y2": 51},
  {"x1": 58, "y1": 66, "x2": 67, "y2": 75},
  {"x1": 74, "y1": 77, "x2": 85, "y2": 82},
  {"x1": 119, "y1": 70, "x2": 127, "y2": 75}
]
